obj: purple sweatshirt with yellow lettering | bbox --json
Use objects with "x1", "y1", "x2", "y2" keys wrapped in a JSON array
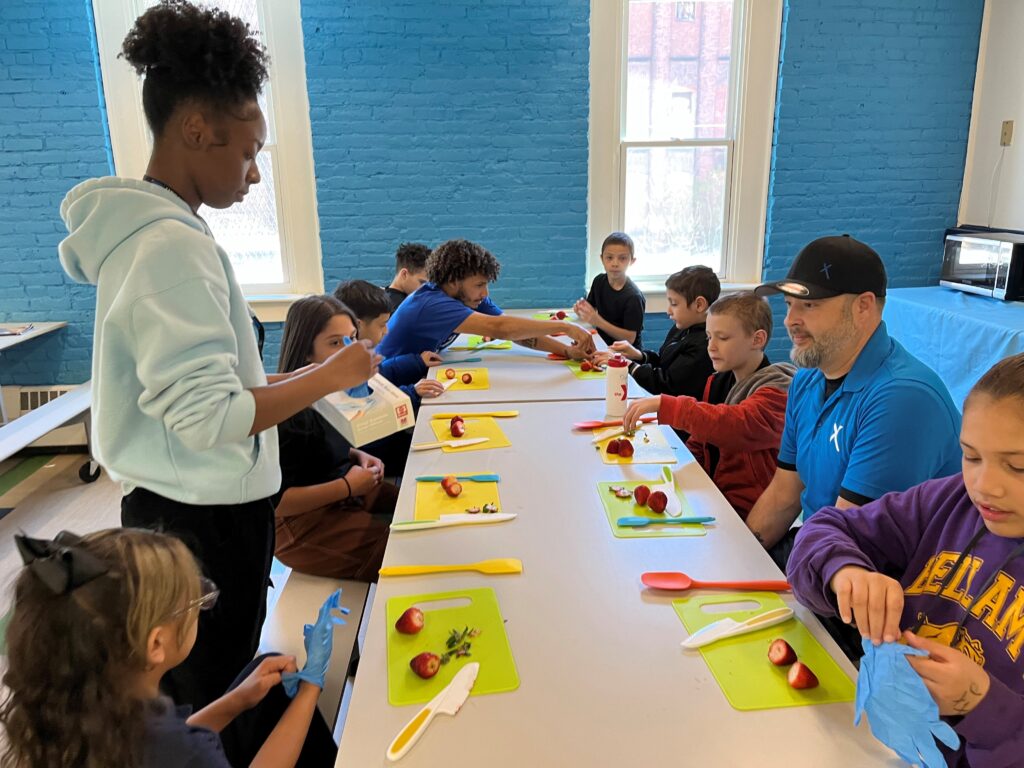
[{"x1": 788, "y1": 473, "x2": 1024, "y2": 768}]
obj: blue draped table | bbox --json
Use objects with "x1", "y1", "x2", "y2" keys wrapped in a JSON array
[{"x1": 883, "y1": 286, "x2": 1024, "y2": 410}]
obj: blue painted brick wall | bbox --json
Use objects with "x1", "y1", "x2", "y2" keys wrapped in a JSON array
[
  {"x1": 762, "y1": 0, "x2": 983, "y2": 360},
  {"x1": 300, "y1": 0, "x2": 590, "y2": 309},
  {"x1": 0, "y1": 0, "x2": 112, "y2": 385}
]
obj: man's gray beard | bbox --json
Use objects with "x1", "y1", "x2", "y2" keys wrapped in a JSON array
[{"x1": 789, "y1": 303, "x2": 857, "y2": 370}]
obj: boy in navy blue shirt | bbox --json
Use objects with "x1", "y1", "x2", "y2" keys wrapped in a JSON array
[
  {"x1": 378, "y1": 239, "x2": 596, "y2": 360},
  {"x1": 745, "y1": 235, "x2": 962, "y2": 569},
  {"x1": 384, "y1": 242, "x2": 431, "y2": 314}
]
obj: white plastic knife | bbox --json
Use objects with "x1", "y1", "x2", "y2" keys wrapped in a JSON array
[
  {"x1": 390, "y1": 512, "x2": 517, "y2": 531},
  {"x1": 410, "y1": 437, "x2": 490, "y2": 451},
  {"x1": 386, "y1": 662, "x2": 479, "y2": 762},
  {"x1": 680, "y1": 607, "x2": 794, "y2": 649}
]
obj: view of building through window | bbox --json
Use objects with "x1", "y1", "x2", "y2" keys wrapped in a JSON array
[{"x1": 623, "y1": 0, "x2": 734, "y2": 280}]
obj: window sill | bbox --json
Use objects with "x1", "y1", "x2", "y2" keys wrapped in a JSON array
[
  {"x1": 247, "y1": 295, "x2": 305, "y2": 323},
  {"x1": 640, "y1": 282, "x2": 761, "y2": 312}
]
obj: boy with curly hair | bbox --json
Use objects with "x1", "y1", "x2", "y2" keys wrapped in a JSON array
[{"x1": 377, "y1": 238, "x2": 596, "y2": 360}]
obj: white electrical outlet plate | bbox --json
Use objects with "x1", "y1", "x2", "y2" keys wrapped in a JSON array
[{"x1": 1001, "y1": 120, "x2": 1014, "y2": 147}]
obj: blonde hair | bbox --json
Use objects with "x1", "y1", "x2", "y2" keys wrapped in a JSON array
[
  {"x1": 708, "y1": 291, "x2": 773, "y2": 339},
  {"x1": 1, "y1": 528, "x2": 202, "y2": 768}
]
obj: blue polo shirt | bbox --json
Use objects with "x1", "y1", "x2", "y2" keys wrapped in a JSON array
[
  {"x1": 778, "y1": 322, "x2": 962, "y2": 520},
  {"x1": 377, "y1": 282, "x2": 502, "y2": 358}
]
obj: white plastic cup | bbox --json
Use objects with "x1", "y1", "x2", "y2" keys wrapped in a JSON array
[{"x1": 605, "y1": 354, "x2": 629, "y2": 417}]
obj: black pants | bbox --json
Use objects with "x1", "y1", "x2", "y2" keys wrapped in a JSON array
[
  {"x1": 121, "y1": 488, "x2": 275, "y2": 712},
  {"x1": 224, "y1": 654, "x2": 337, "y2": 767}
]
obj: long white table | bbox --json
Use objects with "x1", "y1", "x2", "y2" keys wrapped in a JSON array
[
  {"x1": 335, "y1": 401, "x2": 898, "y2": 767},
  {"x1": 434, "y1": 334, "x2": 652, "y2": 405}
]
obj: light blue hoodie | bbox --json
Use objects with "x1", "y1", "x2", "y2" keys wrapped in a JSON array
[{"x1": 59, "y1": 177, "x2": 280, "y2": 505}]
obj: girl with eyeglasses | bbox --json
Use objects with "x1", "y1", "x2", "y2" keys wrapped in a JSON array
[
  {"x1": 788, "y1": 353, "x2": 1024, "y2": 766},
  {"x1": 0, "y1": 528, "x2": 339, "y2": 767}
]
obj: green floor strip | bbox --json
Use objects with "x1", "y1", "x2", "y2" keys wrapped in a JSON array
[{"x1": 0, "y1": 455, "x2": 56, "y2": 497}]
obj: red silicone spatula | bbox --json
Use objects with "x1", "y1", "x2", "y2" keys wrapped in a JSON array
[{"x1": 640, "y1": 571, "x2": 792, "y2": 592}]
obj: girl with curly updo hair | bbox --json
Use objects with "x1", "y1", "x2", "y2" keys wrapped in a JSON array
[{"x1": 57, "y1": 0, "x2": 377, "y2": 750}]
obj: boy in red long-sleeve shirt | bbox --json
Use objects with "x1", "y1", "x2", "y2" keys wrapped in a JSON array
[{"x1": 624, "y1": 292, "x2": 794, "y2": 518}]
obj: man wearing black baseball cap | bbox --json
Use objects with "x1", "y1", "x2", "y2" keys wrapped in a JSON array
[{"x1": 744, "y1": 235, "x2": 962, "y2": 575}]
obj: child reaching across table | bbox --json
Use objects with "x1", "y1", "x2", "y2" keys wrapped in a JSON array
[{"x1": 787, "y1": 353, "x2": 1024, "y2": 767}]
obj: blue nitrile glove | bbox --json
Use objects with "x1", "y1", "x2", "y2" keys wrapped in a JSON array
[
  {"x1": 855, "y1": 638, "x2": 960, "y2": 767},
  {"x1": 343, "y1": 337, "x2": 372, "y2": 398},
  {"x1": 281, "y1": 589, "x2": 351, "y2": 697}
]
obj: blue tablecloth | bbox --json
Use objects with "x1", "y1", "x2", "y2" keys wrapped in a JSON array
[{"x1": 883, "y1": 286, "x2": 1024, "y2": 410}]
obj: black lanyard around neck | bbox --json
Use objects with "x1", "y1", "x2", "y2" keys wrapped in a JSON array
[{"x1": 912, "y1": 524, "x2": 1024, "y2": 645}]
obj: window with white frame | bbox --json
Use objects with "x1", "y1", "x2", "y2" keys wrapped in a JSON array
[
  {"x1": 91, "y1": 0, "x2": 323, "y2": 319},
  {"x1": 589, "y1": 0, "x2": 782, "y2": 291}
]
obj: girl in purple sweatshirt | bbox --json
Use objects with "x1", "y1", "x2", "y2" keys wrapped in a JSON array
[{"x1": 788, "y1": 353, "x2": 1024, "y2": 768}]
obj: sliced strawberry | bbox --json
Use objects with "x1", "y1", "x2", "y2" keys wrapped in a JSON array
[
  {"x1": 617, "y1": 438, "x2": 635, "y2": 458},
  {"x1": 450, "y1": 420, "x2": 466, "y2": 438},
  {"x1": 633, "y1": 484, "x2": 651, "y2": 506},
  {"x1": 580, "y1": 360, "x2": 593, "y2": 372},
  {"x1": 556, "y1": 310, "x2": 567, "y2": 319},
  {"x1": 395, "y1": 607, "x2": 424, "y2": 635},
  {"x1": 444, "y1": 368, "x2": 456, "y2": 380},
  {"x1": 606, "y1": 438, "x2": 621, "y2": 455},
  {"x1": 445, "y1": 481, "x2": 463, "y2": 498},
  {"x1": 787, "y1": 661, "x2": 819, "y2": 689},
  {"x1": 767, "y1": 638, "x2": 797, "y2": 666},
  {"x1": 461, "y1": 372, "x2": 473, "y2": 384},
  {"x1": 440, "y1": 474, "x2": 458, "y2": 491},
  {"x1": 647, "y1": 490, "x2": 668, "y2": 513},
  {"x1": 410, "y1": 652, "x2": 441, "y2": 679}
]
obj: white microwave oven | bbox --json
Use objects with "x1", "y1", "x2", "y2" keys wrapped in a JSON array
[{"x1": 939, "y1": 231, "x2": 1024, "y2": 301}]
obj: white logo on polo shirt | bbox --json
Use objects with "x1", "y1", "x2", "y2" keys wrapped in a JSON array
[{"x1": 830, "y1": 422, "x2": 844, "y2": 452}]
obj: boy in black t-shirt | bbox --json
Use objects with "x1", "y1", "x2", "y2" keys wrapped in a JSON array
[
  {"x1": 575, "y1": 232, "x2": 645, "y2": 348},
  {"x1": 384, "y1": 242, "x2": 431, "y2": 313}
]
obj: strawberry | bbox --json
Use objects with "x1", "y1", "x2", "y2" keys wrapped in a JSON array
[
  {"x1": 450, "y1": 420, "x2": 466, "y2": 438},
  {"x1": 617, "y1": 438, "x2": 635, "y2": 458},
  {"x1": 556, "y1": 310, "x2": 567, "y2": 319},
  {"x1": 580, "y1": 360, "x2": 593, "y2": 372},
  {"x1": 444, "y1": 481, "x2": 463, "y2": 498},
  {"x1": 615, "y1": 487, "x2": 632, "y2": 499},
  {"x1": 787, "y1": 661, "x2": 819, "y2": 689},
  {"x1": 465, "y1": 505, "x2": 481, "y2": 514},
  {"x1": 440, "y1": 475, "x2": 458, "y2": 491},
  {"x1": 461, "y1": 372, "x2": 473, "y2": 384},
  {"x1": 444, "y1": 368, "x2": 457, "y2": 380},
  {"x1": 767, "y1": 638, "x2": 797, "y2": 666},
  {"x1": 482, "y1": 502, "x2": 498, "y2": 514},
  {"x1": 410, "y1": 652, "x2": 441, "y2": 679},
  {"x1": 395, "y1": 607, "x2": 424, "y2": 635},
  {"x1": 606, "y1": 438, "x2": 621, "y2": 455},
  {"x1": 647, "y1": 490, "x2": 668, "y2": 513},
  {"x1": 633, "y1": 484, "x2": 651, "y2": 506}
]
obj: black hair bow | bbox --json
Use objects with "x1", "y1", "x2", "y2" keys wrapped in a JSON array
[{"x1": 15, "y1": 531, "x2": 109, "y2": 595}]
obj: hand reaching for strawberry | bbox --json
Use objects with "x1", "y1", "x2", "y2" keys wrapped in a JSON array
[
  {"x1": 609, "y1": 340, "x2": 643, "y2": 362},
  {"x1": 414, "y1": 378, "x2": 446, "y2": 398},
  {"x1": 623, "y1": 396, "x2": 660, "y2": 433},
  {"x1": 829, "y1": 565, "x2": 905, "y2": 644}
]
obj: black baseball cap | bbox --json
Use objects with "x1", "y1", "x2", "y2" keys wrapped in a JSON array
[{"x1": 755, "y1": 235, "x2": 887, "y2": 300}]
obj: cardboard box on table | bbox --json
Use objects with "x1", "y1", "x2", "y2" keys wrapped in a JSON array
[{"x1": 313, "y1": 374, "x2": 415, "y2": 447}]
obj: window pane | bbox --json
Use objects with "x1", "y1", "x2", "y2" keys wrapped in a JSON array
[
  {"x1": 625, "y1": 0, "x2": 734, "y2": 140},
  {"x1": 200, "y1": 151, "x2": 284, "y2": 286},
  {"x1": 623, "y1": 145, "x2": 727, "y2": 277}
]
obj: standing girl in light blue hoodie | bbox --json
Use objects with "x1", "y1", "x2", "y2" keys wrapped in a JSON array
[{"x1": 58, "y1": 3, "x2": 376, "y2": 757}]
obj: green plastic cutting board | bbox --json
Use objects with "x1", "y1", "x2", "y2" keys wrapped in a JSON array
[
  {"x1": 596, "y1": 480, "x2": 705, "y2": 538},
  {"x1": 386, "y1": 587, "x2": 519, "y2": 706},
  {"x1": 674, "y1": 592, "x2": 855, "y2": 710}
]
